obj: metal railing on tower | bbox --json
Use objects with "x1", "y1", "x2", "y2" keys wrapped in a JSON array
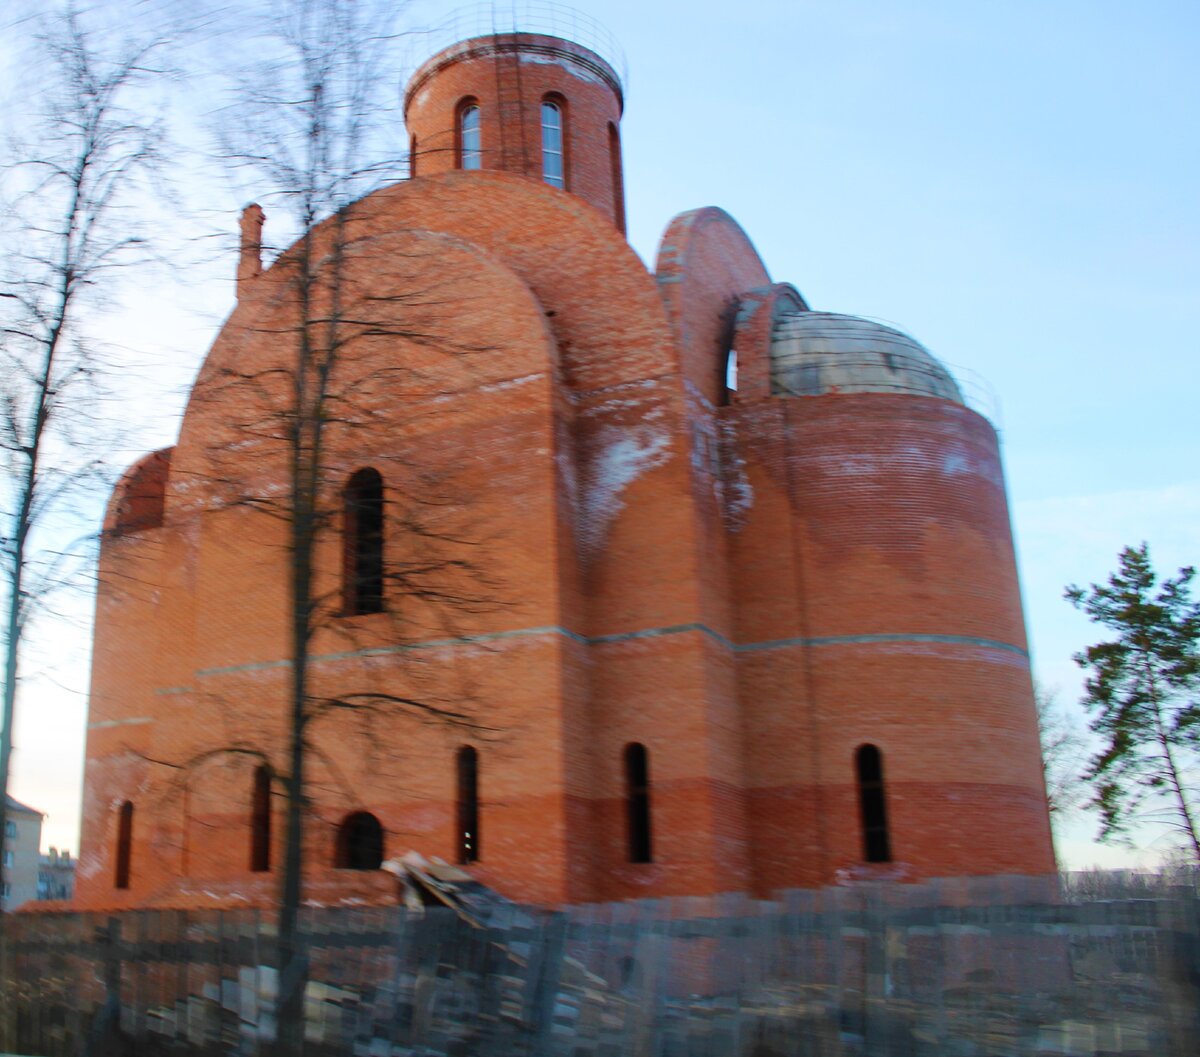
[{"x1": 405, "y1": 2, "x2": 628, "y2": 92}]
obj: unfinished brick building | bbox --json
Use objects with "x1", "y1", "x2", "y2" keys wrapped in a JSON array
[{"x1": 74, "y1": 23, "x2": 1055, "y2": 910}]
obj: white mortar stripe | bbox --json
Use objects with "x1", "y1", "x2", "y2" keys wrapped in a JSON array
[
  {"x1": 87, "y1": 717, "x2": 153, "y2": 731},
  {"x1": 188, "y1": 623, "x2": 1027, "y2": 678}
]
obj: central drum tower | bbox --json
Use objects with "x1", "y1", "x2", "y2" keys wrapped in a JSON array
[{"x1": 405, "y1": 30, "x2": 626, "y2": 231}]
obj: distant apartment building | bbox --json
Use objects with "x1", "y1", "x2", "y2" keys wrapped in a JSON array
[
  {"x1": 38, "y1": 847, "x2": 76, "y2": 902},
  {"x1": 2, "y1": 796, "x2": 43, "y2": 911}
]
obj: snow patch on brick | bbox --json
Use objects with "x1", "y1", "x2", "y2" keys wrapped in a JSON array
[
  {"x1": 718, "y1": 419, "x2": 754, "y2": 530},
  {"x1": 478, "y1": 372, "x2": 541, "y2": 395},
  {"x1": 579, "y1": 427, "x2": 671, "y2": 554},
  {"x1": 555, "y1": 418, "x2": 579, "y2": 523},
  {"x1": 897, "y1": 443, "x2": 1003, "y2": 487},
  {"x1": 815, "y1": 442, "x2": 1003, "y2": 489},
  {"x1": 520, "y1": 52, "x2": 610, "y2": 88}
]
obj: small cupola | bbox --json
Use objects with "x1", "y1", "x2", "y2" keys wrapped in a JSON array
[
  {"x1": 404, "y1": 15, "x2": 627, "y2": 233},
  {"x1": 770, "y1": 312, "x2": 965, "y2": 404}
]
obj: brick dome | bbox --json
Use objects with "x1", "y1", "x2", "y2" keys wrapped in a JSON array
[{"x1": 770, "y1": 311, "x2": 964, "y2": 403}]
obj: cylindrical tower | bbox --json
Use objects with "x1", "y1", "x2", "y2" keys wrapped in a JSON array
[
  {"x1": 730, "y1": 310, "x2": 1056, "y2": 889},
  {"x1": 404, "y1": 32, "x2": 627, "y2": 232}
]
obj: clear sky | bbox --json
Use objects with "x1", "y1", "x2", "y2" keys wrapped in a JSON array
[{"x1": 2, "y1": 0, "x2": 1197, "y2": 869}]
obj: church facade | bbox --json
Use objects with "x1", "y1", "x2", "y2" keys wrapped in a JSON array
[{"x1": 74, "y1": 27, "x2": 1055, "y2": 910}]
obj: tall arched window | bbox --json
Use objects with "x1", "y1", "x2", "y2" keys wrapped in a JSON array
[
  {"x1": 458, "y1": 99, "x2": 481, "y2": 170},
  {"x1": 250, "y1": 765, "x2": 271, "y2": 872},
  {"x1": 624, "y1": 743, "x2": 653, "y2": 863},
  {"x1": 343, "y1": 468, "x2": 384, "y2": 615},
  {"x1": 335, "y1": 811, "x2": 384, "y2": 870},
  {"x1": 856, "y1": 744, "x2": 892, "y2": 863},
  {"x1": 541, "y1": 98, "x2": 565, "y2": 188},
  {"x1": 409, "y1": 133, "x2": 418, "y2": 177},
  {"x1": 608, "y1": 122, "x2": 625, "y2": 233},
  {"x1": 115, "y1": 801, "x2": 133, "y2": 889},
  {"x1": 456, "y1": 746, "x2": 480, "y2": 864}
]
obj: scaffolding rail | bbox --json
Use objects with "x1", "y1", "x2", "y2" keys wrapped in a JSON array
[{"x1": 405, "y1": 2, "x2": 628, "y2": 91}]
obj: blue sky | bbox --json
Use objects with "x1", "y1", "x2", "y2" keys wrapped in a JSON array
[{"x1": 3, "y1": 0, "x2": 1197, "y2": 868}]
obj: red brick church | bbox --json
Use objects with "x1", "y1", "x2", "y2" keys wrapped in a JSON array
[{"x1": 74, "y1": 22, "x2": 1054, "y2": 910}]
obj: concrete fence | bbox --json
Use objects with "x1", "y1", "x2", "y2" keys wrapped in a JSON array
[{"x1": 1, "y1": 874, "x2": 1197, "y2": 1057}]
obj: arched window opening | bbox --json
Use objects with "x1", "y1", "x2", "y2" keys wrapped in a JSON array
[
  {"x1": 458, "y1": 100, "x2": 481, "y2": 170},
  {"x1": 409, "y1": 133, "x2": 418, "y2": 177},
  {"x1": 856, "y1": 744, "x2": 892, "y2": 863},
  {"x1": 457, "y1": 746, "x2": 480, "y2": 864},
  {"x1": 724, "y1": 348, "x2": 739, "y2": 402},
  {"x1": 115, "y1": 801, "x2": 133, "y2": 889},
  {"x1": 335, "y1": 811, "x2": 384, "y2": 870},
  {"x1": 608, "y1": 122, "x2": 625, "y2": 233},
  {"x1": 343, "y1": 468, "x2": 384, "y2": 615},
  {"x1": 250, "y1": 765, "x2": 271, "y2": 872},
  {"x1": 624, "y1": 743, "x2": 653, "y2": 863},
  {"x1": 541, "y1": 98, "x2": 565, "y2": 189}
]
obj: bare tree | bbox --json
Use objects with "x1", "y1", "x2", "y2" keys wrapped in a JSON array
[
  {"x1": 189, "y1": 3, "x2": 498, "y2": 1052},
  {"x1": 1034, "y1": 681, "x2": 1088, "y2": 820},
  {"x1": 213, "y1": 7, "x2": 404, "y2": 1051},
  {"x1": 0, "y1": 3, "x2": 165, "y2": 921}
]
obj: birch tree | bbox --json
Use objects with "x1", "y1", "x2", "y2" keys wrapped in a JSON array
[{"x1": 0, "y1": 3, "x2": 165, "y2": 920}]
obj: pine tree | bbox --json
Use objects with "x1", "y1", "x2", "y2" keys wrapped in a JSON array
[{"x1": 1066, "y1": 543, "x2": 1200, "y2": 861}]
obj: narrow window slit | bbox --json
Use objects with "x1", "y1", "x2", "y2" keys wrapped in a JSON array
[
  {"x1": 250, "y1": 765, "x2": 271, "y2": 872},
  {"x1": 458, "y1": 100, "x2": 481, "y2": 170},
  {"x1": 856, "y1": 744, "x2": 892, "y2": 863},
  {"x1": 457, "y1": 746, "x2": 480, "y2": 864},
  {"x1": 115, "y1": 801, "x2": 133, "y2": 889},
  {"x1": 541, "y1": 98, "x2": 565, "y2": 188},
  {"x1": 625, "y1": 743, "x2": 653, "y2": 863},
  {"x1": 344, "y1": 468, "x2": 384, "y2": 615},
  {"x1": 608, "y1": 122, "x2": 625, "y2": 233}
]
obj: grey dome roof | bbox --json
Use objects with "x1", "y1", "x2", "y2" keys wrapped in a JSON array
[{"x1": 769, "y1": 311, "x2": 963, "y2": 404}]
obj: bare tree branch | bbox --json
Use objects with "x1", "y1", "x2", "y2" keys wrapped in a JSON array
[{"x1": 0, "y1": 1, "x2": 167, "y2": 924}]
